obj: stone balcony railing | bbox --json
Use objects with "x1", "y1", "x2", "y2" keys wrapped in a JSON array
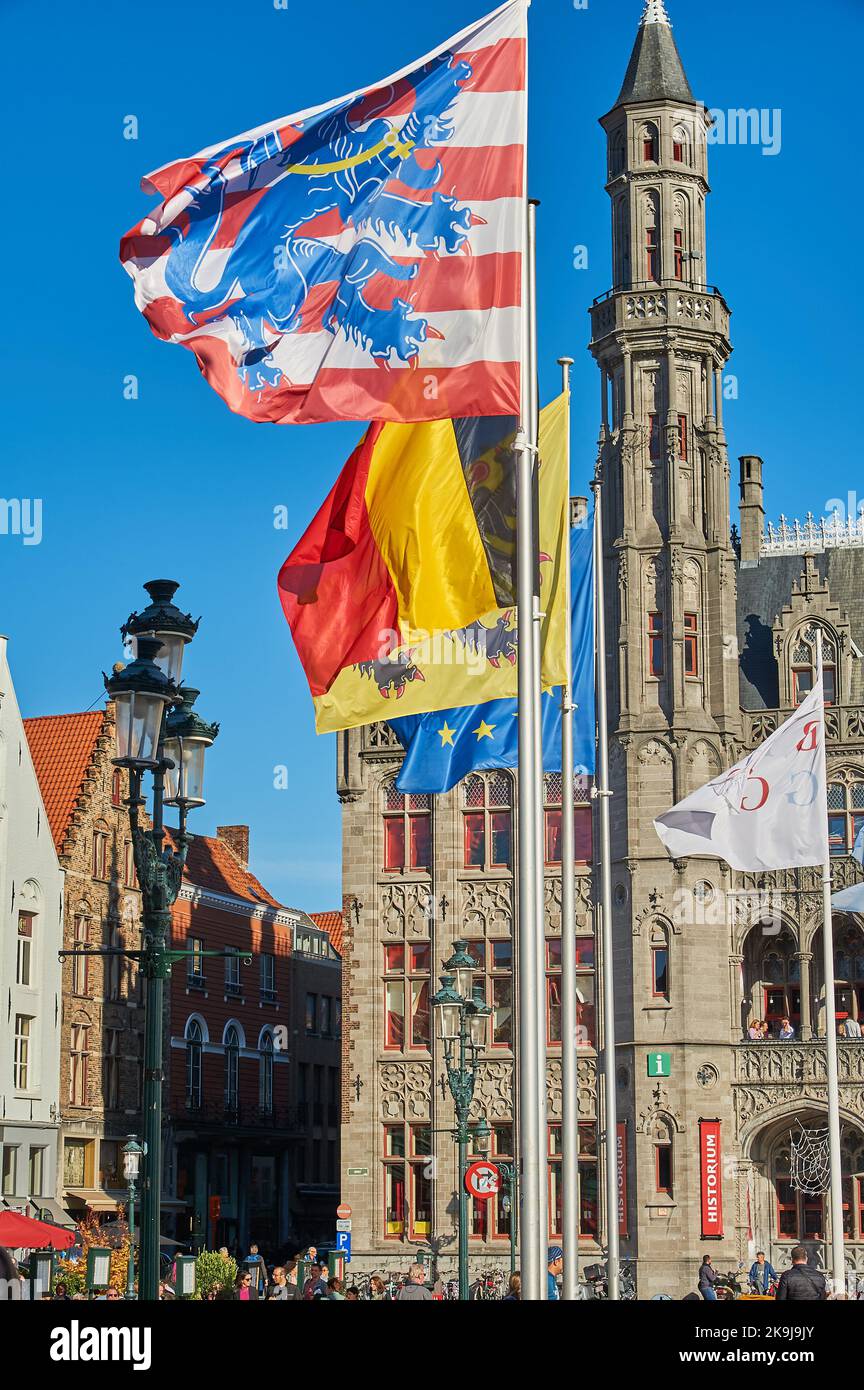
[
  {"x1": 742, "y1": 704, "x2": 864, "y2": 749},
  {"x1": 589, "y1": 281, "x2": 731, "y2": 344},
  {"x1": 733, "y1": 1042, "x2": 864, "y2": 1135},
  {"x1": 734, "y1": 1042, "x2": 864, "y2": 1087}
]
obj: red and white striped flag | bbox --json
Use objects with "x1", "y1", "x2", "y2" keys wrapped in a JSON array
[{"x1": 120, "y1": 1, "x2": 527, "y2": 425}]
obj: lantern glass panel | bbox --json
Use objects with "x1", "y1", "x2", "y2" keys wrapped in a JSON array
[
  {"x1": 122, "y1": 1146, "x2": 141, "y2": 1182},
  {"x1": 437, "y1": 1001, "x2": 461, "y2": 1041},
  {"x1": 114, "y1": 690, "x2": 165, "y2": 765},
  {"x1": 163, "y1": 738, "x2": 207, "y2": 806},
  {"x1": 469, "y1": 1010, "x2": 488, "y2": 1049},
  {"x1": 129, "y1": 631, "x2": 185, "y2": 683}
]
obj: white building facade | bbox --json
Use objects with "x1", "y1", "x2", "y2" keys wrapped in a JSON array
[{"x1": 0, "y1": 636, "x2": 63, "y2": 1213}]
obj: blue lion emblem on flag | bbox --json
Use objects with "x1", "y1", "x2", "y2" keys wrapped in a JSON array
[{"x1": 159, "y1": 54, "x2": 475, "y2": 392}]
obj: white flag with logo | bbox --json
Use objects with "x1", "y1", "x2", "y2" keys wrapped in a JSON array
[{"x1": 654, "y1": 679, "x2": 829, "y2": 872}]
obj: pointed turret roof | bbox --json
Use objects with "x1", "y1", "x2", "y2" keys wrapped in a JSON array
[{"x1": 615, "y1": 0, "x2": 694, "y2": 108}]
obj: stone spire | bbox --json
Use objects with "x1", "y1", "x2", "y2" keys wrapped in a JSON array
[
  {"x1": 641, "y1": 0, "x2": 672, "y2": 24},
  {"x1": 615, "y1": 0, "x2": 694, "y2": 107}
]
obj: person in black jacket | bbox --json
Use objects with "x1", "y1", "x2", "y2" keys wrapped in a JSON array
[
  {"x1": 698, "y1": 1255, "x2": 719, "y2": 1301},
  {"x1": 775, "y1": 1247, "x2": 828, "y2": 1301}
]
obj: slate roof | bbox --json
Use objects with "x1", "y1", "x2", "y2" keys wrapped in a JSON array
[
  {"x1": 615, "y1": 1, "x2": 694, "y2": 108},
  {"x1": 23, "y1": 711, "x2": 106, "y2": 851},
  {"x1": 737, "y1": 550, "x2": 864, "y2": 710}
]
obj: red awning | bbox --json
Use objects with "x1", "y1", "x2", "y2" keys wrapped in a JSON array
[{"x1": 0, "y1": 1209, "x2": 77, "y2": 1250}]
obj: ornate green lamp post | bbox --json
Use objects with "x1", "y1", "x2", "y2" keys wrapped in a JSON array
[
  {"x1": 431, "y1": 942, "x2": 492, "y2": 1301},
  {"x1": 61, "y1": 581, "x2": 230, "y2": 1303},
  {"x1": 122, "y1": 1137, "x2": 145, "y2": 1300}
]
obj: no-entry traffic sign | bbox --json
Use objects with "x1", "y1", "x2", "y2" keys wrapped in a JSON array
[
  {"x1": 336, "y1": 1202, "x2": 352, "y2": 1220},
  {"x1": 464, "y1": 1160, "x2": 501, "y2": 1201}
]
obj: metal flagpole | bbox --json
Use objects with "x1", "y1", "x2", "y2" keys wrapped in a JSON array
[
  {"x1": 816, "y1": 628, "x2": 846, "y2": 1296},
  {"x1": 591, "y1": 462, "x2": 620, "y2": 1300},
  {"x1": 558, "y1": 356, "x2": 580, "y2": 1300},
  {"x1": 516, "y1": 196, "x2": 544, "y2": 1303},
  {"x1": 528, "y1": 199, "x2": 550, "y2": 1300}
]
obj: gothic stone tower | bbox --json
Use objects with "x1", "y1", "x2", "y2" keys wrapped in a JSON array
[{"x1": 589, "y1": 0, "x2": 743, "y2": 1296}]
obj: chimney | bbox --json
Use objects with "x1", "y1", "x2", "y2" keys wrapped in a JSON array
[
  {"x1": 738, "y1": 455, "x2": 765, "y2": 565},
  {"x1": 217, "y1": 825, "x2": 249, "y2": 869}
]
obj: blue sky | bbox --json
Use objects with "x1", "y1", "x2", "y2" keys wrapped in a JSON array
[{"x1": 1, "y1": 0, "x2": 860, "y2": 910}]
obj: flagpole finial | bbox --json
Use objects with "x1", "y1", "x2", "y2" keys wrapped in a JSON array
[{"x1": 640, "y1": 0, "x2": 672, "y2": 25}]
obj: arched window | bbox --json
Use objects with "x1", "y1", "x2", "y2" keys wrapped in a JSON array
[
  {"x1": 773, "y1": 1131, "x2": 864, "y2": 1242},
  {"x1": 644, "y1": 192, "x2": 660, "y2": 282},
  {"x1": 186, "y1": 1018, "x2": 203, "y2": 1109},
  {"x1": 462, "y1": 773, "x2": 513, "y2": 870},
  {"x1": 542, "y1": 773, "x2": 593, "y2": 864},
  {"x1": 224, "y1": 1025, "x2": 240, "y2": 1113},
  {"x1": 92, "y1": 820, "x2": 110, "y2": 880},
  {"x1": 652, "y1": 1117, "x2": 674, "y2": 1196},
  {"x1": 382, "y1": 781, "x2": 431, "y2": 872},
  {"x1": 673, "y1": 192, "x2": 688, "y2": 282},
  {"x1": 832, "y1": 923, "x2": 864, "y2": 1023},
  {"x1": 16, "y1": 906, "x2": 35, "y2": 987},
  {"x1": 111, "y1": 768, "x2": 123, "y2": 809},
  {"x1": 744, "y1": 925, "x2": 800, "y2": 1032},
  {"x1": 72, "y1": 907, "x2": 91, "y2": 997},
  {"x1": 827, "y1": 774, "x2": 864, "y2": 858},
  {"x1": 642, "y1": 122, "x2": 658, "y2": 163},
  {"x1": 613, "y1": 195, "x2": 630, "y2": 287},
  {"x1": 610, "y1": 127, "x2": 626, "y2": 177},
  {"x1": 259, "y1": 1032, "x2": 274, "y2": 1114},
  {"x1": 791, "y1": 622, "x2": 836, "y2": 705},
  {"x1": 673, "y1": 123, "x2": 691, "y2": 165},
  {"x1": 650, "y1": 922, "x2": 670, "y2": 1000}
]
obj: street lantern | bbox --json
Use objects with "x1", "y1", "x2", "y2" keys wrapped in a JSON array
[
  {"x1": 162, "y1": 689, "x2": 219, "y2": 808},
  {"x1": 431, "y1": 975, "x2": 462, "y2": 1041},
  {"x1": 444, "y1": 940, "x2": 475, "y2": 1001},
  {"x1": 122, "y1": 1137, "x2": 144, "y2": 1183},
  {"x1": 104, "y1": 638, "x2": 177, "y2": 768},
  {"x1": 62, "y1": 578, "x2": 228, "y2": 1303},
  {"x1": 468, "y1": 983, "x2": 492, "y2": 1050},
  {"x1": 472, "y1": 1117, "x2": 492, "y2": 1156},
  {"x1": 122, "y1": 579, "x2": 199, "y2": 684}
]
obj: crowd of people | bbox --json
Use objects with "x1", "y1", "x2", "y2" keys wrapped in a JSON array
[
  {"x1": 224, "y1": 1251, "x2": 528, "y2": 1301},
  {"x1": 747, "y1": 1015, "x2": 864, "y2": 1040},
  {"x1": 697, "y1": 1248, "x2": 830, "y2": 1301},
  {"x1": 746, "y1": 1017, "x2": 796, "y2": 1041}
]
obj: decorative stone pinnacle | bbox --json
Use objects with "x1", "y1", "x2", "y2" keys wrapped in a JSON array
[{"x1": 641, "y1": 0, "x2": 672, "y2": 24}]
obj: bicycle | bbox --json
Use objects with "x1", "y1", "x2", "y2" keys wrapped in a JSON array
[{"x1": 470, "y1": 1267, "x2": 507, "y2": 1300}]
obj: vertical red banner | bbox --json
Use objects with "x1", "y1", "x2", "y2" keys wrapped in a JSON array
[
  {"x1": 616, "y1": 1122, "x2": 628, "y2": 1237},
  {"x1": 699, "y1": 1119, "x2": 724, "y2": 1238}
]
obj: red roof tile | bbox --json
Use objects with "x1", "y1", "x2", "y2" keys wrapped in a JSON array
[
  {"x1": 23, "y1": 711, "x2": 106, "y2": 852},
  {"x1": 310, "y1": 910, "x2": 344, "y2": 957},
  {"x1": 166, "y1": 830, "x2": 285, "y2": 910}
]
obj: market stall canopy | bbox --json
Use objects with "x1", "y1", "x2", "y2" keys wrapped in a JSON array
[{"x1": 0, "y1": 1209, "x2": 77, "y2": 1250}]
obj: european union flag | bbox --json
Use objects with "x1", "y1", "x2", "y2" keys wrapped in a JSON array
[{"x1": 390, "y1": 518, "x2": 595, "y2": 793}]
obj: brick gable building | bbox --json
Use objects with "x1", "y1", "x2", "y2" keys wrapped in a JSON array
[
  {"x1": 166, "y1": 827, "x2": 341, "y2": 1255},
  {"x1": 24, "y1": 706, "x2": 144, "y2": 1220}
]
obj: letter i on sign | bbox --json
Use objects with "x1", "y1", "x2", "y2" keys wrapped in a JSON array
[{"x1": 647, "y1": 1052, "x2": 671, "y2": 1077}]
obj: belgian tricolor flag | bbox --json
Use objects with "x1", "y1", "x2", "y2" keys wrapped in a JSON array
[{"x1": 278, "y1": 397, "x2": 569, "y2": 733}]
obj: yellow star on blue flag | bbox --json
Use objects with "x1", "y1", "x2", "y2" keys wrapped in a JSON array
[{"x1": 390, "y1": 521, "x2": 596, "y2": 795}]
